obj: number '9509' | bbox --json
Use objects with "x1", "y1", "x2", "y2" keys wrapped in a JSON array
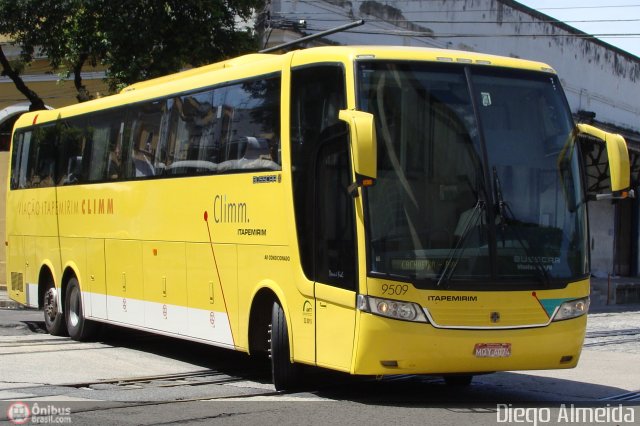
[{"x1": 381, "y1": 284, "x2": 409, "y2": 295}]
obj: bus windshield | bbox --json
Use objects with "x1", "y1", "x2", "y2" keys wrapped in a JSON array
[{"x1": 358, "y1": 61, "x2": 588, "y2": 288}]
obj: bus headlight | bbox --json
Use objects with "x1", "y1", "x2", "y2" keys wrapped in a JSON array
[
  {"x1": 357, "y1": 295, "x2": 429, "y2": 323},
  {"x1": 552, "y1": 297, "x2": 590, "y2": 321}
]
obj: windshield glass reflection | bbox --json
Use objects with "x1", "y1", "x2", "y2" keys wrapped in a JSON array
[{"x1": 358, "y1": 62, "x2": 587, "y2": 287}]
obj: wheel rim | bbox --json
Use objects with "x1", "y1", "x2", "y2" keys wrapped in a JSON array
[
  {"x1": 44, "y1": 288, "x2": 58, "y2": 322},
  {"x1": 68, "y1": 287, "x2": 80, "y2": 328}
]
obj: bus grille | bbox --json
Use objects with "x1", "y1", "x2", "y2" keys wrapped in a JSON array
[{"x1": 11, "y1": 272, "x2": 24, "y2": 292}]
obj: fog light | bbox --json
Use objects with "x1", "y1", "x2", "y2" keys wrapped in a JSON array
[{"x1": 560, "y1": 355, "x2": 574, "y2": 364}]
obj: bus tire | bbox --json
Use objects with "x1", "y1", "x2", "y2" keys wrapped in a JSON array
[
  {"x1": 270, "y1": 301, "x2": 301, "y2": 391},
  {"x1": 65, "y1": 278, "x2": 97, "y2": 341},
  {"x1": 443, "y1": 374, "x2": 473, "y2": 386},
  {"x1": 43, "y1": 284, "x2": 67, "y2": 336}
]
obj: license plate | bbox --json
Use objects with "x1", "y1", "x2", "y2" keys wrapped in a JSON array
[{"x1": 474, "y1": 343, "x2": 511, "y2": 358}]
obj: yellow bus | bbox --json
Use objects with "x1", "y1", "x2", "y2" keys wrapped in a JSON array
[{"x1": 5, "y1": 46, "x2": 631, "y2": 390}]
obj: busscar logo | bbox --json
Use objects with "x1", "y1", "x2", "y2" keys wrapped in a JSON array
[{"x1": 252, "y1": 175, "x2": 279, "y2": 184}]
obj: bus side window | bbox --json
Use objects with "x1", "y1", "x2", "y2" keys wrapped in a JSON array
[
  {"x1": 218, "y1": 77, "x2": 281, "y2": 172},
  {"x1": 9, "y1": 131, "x2": 28, "y2": 189},
  {"x1": 127, "y1": 101, "x2": 164, "y2": 178},
  {"x1": 86, "y1": 111, "x2": 125, "y2": 182},
  {"x1": 315, "y1": 128, "x2": 356, "y2": 290},
  {"x1": 290, "y1": 64, "x2": 348, "y2": 283},
  {"x1": 160, "y1": 90, "x2": 220, "y2": 176},
  {"x1": 57, "y1": 119, "x2": 87, "y2": 185}
]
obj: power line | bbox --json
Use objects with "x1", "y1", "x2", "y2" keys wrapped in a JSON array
[
  {"x1": 301, "y1": 26, "x2": 640, "y2": 39},
  {"x1": 273, "y1": 1, "x2": 640, "y2": 15},
  {"x1": 273, "y1": 15, "x2": 640, "y2": 25}
]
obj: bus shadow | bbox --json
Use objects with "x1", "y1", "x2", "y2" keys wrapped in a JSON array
[
  {"x1": 96, "y1": 323, "x2": 273, "y2": 383},
  {"x1": 308, "y1": 372, "x2": 632, "y2": 406}
]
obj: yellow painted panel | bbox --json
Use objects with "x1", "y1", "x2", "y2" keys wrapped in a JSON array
[
  {"x1": 23, "y1": 237, "x2": 37, "y2": 289},
  {"x1": 86, "y1": 239, "x2": 106, "y2": 295},
  {"x1": 86, "y1": 238, "x2": 107, "y2": 319},
  {"x1": 315, "y1": 283, "x2": 356, "y2": 371},
  {"x1": 55, "y1": 173, "x2": 289, "y2": 245},
  {"x1": 353, "y1": 312, "x2": 586, "y2": 375},
  {"x1": 105, "y1": 239, "x2": 144, "y2": 300},
  {"x1": 142, "y1": 241, "x2": 187, "y2": 306},
  {"x1": 185, "y1": 242, "x2": 238, "y2": 343},
  {"x1": 6, "y1": 236, "x2": 26, "y2": 304},
  {"x1": 185, "y1": 242, "x2": 236, "y2": 312}
]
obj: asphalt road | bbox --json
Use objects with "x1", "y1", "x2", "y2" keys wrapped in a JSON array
[{"x1": 0, "y1": 306, "x2": 639, "y2": 425}]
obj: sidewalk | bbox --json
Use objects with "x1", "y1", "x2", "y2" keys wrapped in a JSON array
[{"x1": 0, "y1": 284, "x2": 22, "y2": 309}]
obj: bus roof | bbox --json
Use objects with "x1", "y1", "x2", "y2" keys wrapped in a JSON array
[{"x1": 13, "y1": 45, "x2": 556, "y2": 129}]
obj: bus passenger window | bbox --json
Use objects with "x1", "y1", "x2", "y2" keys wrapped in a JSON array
[
  {"x1": 57, "y1": 119, "x2": 86, "y2": 185},
  {"x1": 128, "y1": 101, "x2": 164, "y2": 178},
  {"x1": 217, "y1": 77, "x2": 281, "y2": 172},
  {"x1": 86, "y1": 111, "x2": 126, "y2": 182},
  {"x1": 32, "y1": 126, "x2": 58, "y2": 187},
  {"x1": 160, "y1": 90, "x2": 219, "y2": 176}
]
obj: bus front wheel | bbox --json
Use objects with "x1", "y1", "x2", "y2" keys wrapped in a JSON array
[
  {"x1": 270, "y1": 301, "x2": 301, "y2": 391},
  {"x1": 43, "y1": 285, "x2": 67, "y2": 336},
  {"x1": 65, "y1": 278, "x2": 97, "y2": 341}
]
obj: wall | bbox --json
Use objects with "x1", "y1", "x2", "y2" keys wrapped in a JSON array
[
  {"x1": 588, "y1": 201, "x2": 616, "y2": 277},
  {"x1": 269, "y1": 0, "x2": 640, "y2": 134}
]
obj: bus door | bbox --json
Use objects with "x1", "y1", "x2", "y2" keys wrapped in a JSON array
[
  {"x1": 290, "y1": 64, "x2": 357, "y2": 371},
  {"x1": 313, "y1": 127, "x2": 358, "y2": 371}
]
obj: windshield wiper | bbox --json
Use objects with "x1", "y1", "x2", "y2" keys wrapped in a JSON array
[
  {"x1": 437, "y1": 199, "x2": 486, "y2": 287},
  {"x1": 492, "y1": 167, "x2": 551, "y2": 286}
]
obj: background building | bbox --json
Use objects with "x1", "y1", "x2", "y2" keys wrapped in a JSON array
[{"x1": 263, "y1": 0, "x2": 640, "y2": 278}]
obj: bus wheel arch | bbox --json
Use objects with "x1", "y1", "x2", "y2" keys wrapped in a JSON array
[
  {"x1": 37, "y1": 265, "x2": 56, "y2": 310},
  {"x1": 40, "y1": 266, "x2": 67, "y2": 336},
  {"x1": 247, "y1": 286, "x2": 301, "y2": 390},
  {"x1": 248, "y1": 287, "x2": 278, "y2": 357}
]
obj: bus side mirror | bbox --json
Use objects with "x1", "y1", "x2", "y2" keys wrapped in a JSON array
[
  {"x1": 577, "y1": 123, "x2": 632, "y2": 199},
  {"x1": 339, "y1": 110, "x2": 377, "y2": 192}
]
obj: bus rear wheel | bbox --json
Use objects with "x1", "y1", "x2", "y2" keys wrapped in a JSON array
[
  {"x1": 270, "y1": 301, "x2": 301, "y2": 391},
  {"x1": 43, "y1": 285, "x2": 67, "y2": 336},
  {"x1": 65, "y1": 278, "x2": 97, "y2": 341}
]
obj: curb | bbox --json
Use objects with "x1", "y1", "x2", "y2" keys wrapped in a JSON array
[
  {"x1": 0, "y1": 300, "x2": 23, "y2": 309},
  {"x1": 0, "y1": 286, "x2": 23, "y2": 309}
]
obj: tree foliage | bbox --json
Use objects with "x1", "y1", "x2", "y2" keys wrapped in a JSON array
[{"x1": 0, "y1": 0, "x2": 263, "y2": 107}]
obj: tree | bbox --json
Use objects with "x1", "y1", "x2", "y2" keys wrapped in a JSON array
[
  {"x1": 0, "y1": 0, "x2": 263, "y2": 108},
  {"x1": 99, "y1": 0, "x2": 262, "y2": 91},
  {"x1": 0, "y1": 1, "x2": 46, "y2": 110}
]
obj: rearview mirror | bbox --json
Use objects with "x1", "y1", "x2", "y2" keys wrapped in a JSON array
[
  {"x1": 577, "y1": 123, "x2": 631, "y2": 198},
  {"x1": 338, "y1": 109, "x2": 377, "y2": 187}
]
